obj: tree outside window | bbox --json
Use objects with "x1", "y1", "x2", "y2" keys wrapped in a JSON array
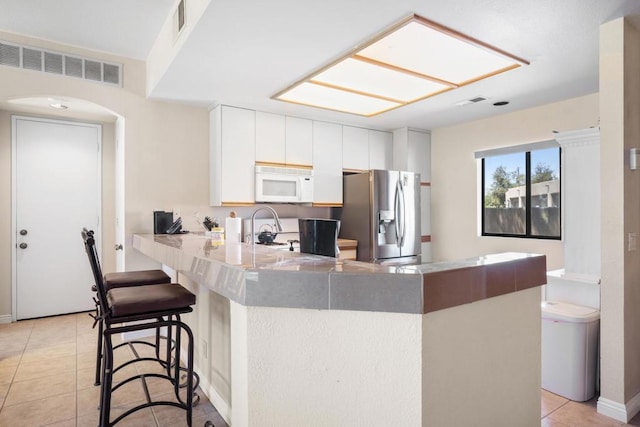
[{"x1": 482, "y1": 147, "x2": 560, "y2": 239}]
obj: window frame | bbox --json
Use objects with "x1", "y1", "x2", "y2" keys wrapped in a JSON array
[{"x1": 480, "y1": 146, "x2": 561, "y2": 240}]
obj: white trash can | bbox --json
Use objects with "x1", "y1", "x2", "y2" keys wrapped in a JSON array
[{"x1": 541, "y1": 301, "x2": 600, "y2": 401}]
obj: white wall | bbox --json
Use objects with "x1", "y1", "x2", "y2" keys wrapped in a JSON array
[
  {"x1": 430, "y1": 93, "x2": 600, "y2": 270},
  {"x1": 598, "y1": 17, "x2": 640, "y2": 419},
  {"x1": 0, "y1": 30, "x2": 210, "y2": 317}
]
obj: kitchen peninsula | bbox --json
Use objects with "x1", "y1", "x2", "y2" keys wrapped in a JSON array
[{"x1": 133, "y1": 233, "x2": 546, "y2": 427}]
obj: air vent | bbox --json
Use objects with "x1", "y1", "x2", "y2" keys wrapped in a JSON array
[
  {"x1": 22, "y1": 48, "x2": 42, "y2": 71},
  {"x1": 174, "y1": 0, "x2": 186, "y2": 40},
  {"x1": 64, "y1": 55, "x2": 83, "y2": 77},
  {"x1": 0, "y1": 40, "x2": 122, "y2": 87},
  {"x1": 455, "y1": 95, "x2": 489, "y2": 107},
  {"x1": 103, "y1": 63, "x2": 120, "y2": 84},
  {"x1": 0, "y1": 43, "x2": 19, "y2": 66},
  {"x1": 84, "y1": 59, "x2": 102, "y2": 81},
  {"x1": 44, "y1": 52, "x2": 63, "y2": 74}
]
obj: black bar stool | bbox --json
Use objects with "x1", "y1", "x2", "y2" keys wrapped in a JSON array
[
  {"x1": 82, "y1": 229, "x2": 198, "y2": 427},
  {"x1": 90, "y1": 251, "x2": 171, "y2": 386}
]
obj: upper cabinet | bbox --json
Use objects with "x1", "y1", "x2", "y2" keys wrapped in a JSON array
[
  {"x1": 369, "y1": 130, "x2": 392, "y2": 170},
  {"x1": 255, "y1": 111, "x2": 285, "y2": 164},
  {"x1": 343, "y1": 126, "x2": 393, "y2": 171},
  {"x1": 407, "y1": 130, "x2": 431, "y2": 183},
  {"x1": 313, "y1": 121, "x2": 343, "y2": 205},
  {"x1": 285, "y1": 116, "x2": 313, "y2": 166},
  {"x1": 210, "y1": 105, "x2": 391, "y2": 206},
  {"x1": 342, "y1": 126, "x2": 369, "y2": 171},
  {"x1": 255, "y1": 113, "x2": 313, "y2": 167},
  {"x1": 210, "y1": 105, "x2": 256, "y2": 206}
]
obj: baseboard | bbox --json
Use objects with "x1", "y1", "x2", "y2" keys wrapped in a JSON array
[
  {"x1": 197, "y1": 366, "x2": 231, "y2": 425},
  {"x1": 0, "y1": 314, "x2": 12, "y2": 324},
  {"x1": 179, "y1": 356, "x2": 231, "y2": 425},
  {"x1": 627, "y1": 392, "x2": 640, "y2": 422},
  {"x1": 597, "y1": 393, "x2": 640, "y2": 422}
]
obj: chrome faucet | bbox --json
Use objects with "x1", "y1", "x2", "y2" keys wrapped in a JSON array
[{"x1": 250, "y1": 206, "x2": 283, "y2": 244}]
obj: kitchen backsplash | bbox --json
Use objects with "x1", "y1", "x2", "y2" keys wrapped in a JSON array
[{"x1": 155, "y1": 204, "x2": 331, "y2": 233}]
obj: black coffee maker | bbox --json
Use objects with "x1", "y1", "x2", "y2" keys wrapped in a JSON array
[{"x1": 298, "y1": 218, "x2": 340, "y2": 257}]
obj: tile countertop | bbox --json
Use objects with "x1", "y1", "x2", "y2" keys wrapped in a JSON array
[{"x1": 133, "y1": 233, "x2": 547, "y2": 314}]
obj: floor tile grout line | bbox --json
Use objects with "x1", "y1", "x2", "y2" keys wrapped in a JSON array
[
  {"x1": 541, "y1": 399, "x2": 572, "y2": 421},
  {"x1": 0, "y1": 319, "x2": 35, "y2": 414}
]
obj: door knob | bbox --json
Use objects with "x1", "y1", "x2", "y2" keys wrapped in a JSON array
[
  {"x1": 19, "y1": 243, "x2": 28, "y2": 249},
  {"x1": 19, "y1": 229, "x2": 28, "y2": 236},
  {"x1": 115, "y1": 244, "x2": 123, "y2": 251}
]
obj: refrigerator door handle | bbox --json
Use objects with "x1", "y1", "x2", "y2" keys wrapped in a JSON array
[
  {"x1": 394, "y1": 180, "x2": 401, "y2": 248},
  {"x1": 399, "y1": 178, "x2": 406, "y2": 247}
]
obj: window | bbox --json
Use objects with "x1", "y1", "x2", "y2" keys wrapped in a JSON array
[{"x1": 478, "y1": 142, "x2": 561, "y2": 239}]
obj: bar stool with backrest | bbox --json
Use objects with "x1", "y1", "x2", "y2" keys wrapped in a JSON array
[
  {"x1": 82, "y1": 228, "x2": 197, "y2": 427},
  {"x1": 88, "y1": 235, "x2": 172, "y2": 386}
]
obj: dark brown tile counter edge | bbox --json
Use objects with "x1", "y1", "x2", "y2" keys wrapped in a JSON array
[{"x1": 422, "y1": 255, "x2": 546, "y2": 313}]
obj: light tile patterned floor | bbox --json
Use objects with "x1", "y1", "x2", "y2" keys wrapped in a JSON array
[
  {"x1": 542, "y1": 387, "x2": 640, "y2": 426},
  {"x1": 3, "y1": 312, "x2": 640, "y2": 426},
  {"x1": 0, "y1": 312, "x2": 226, "y2": 427}
]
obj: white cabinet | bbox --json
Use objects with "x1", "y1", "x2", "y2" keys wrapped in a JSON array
[
  {"x1": 255, "y1": 111, "x2": 285, "y2": 164},
  {"x1": 369, "y1": 130, "x2": 392, "y2": 170},
  {"x1": 407, "y1": 130, "x2": 431, "y2": 182},
  {"x1": 313, "y1": 121, "x2": 343, "y2": 205},
  {"x1": 210, "y1": 105, "x2": 256, "y2": 206},
  {"x1": 342, "y1": 126, "x2": 369, "y2": 171},
  {"x1": 255, "y1": 114, "x2": 313, "y2": 167},
  {"x1": 285, "y1": 116, "x2": 313, "y2": 166}
]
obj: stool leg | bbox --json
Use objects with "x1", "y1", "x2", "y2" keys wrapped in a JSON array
[
  {"x1": 173, "y1": 320, "x2": 194, "y2": 427},
  {"x1": 165, "y1": 316, "x2": 173, "y2": 376},
  {"x1": 185, "y1": 323, "x2": 194, "y2": 427},
  {"x1": 99, "y1": 332, "x2": 114, "y2": 427},
  {"x1": 95, "y1": 316, "x2": 103, "y2": 386}
]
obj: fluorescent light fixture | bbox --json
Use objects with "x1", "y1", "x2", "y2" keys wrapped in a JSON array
[{"x1": 273, "y1": 14, "x2": 528, "y2": 117}]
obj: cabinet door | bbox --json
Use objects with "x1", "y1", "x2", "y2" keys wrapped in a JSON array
[
  {"x1": 342, "y1": 126, "x2": 369, "y2": 171},
  {"x1": 285, "y1": 116, "x2": 313, "y2": 166},
  {"x1": 221, "y1": 106, "x2": 256, "y2": 204},
  {"x1": 255, "y1": 111, "x2": 285, "y2": 164},
  {"x1": 369, "y1": 130, "x2": 392, "y2": 170},
  {"x1": 313, "y1": 121, "x2": 342, "y2": 205},
  {"x1": 407, "y1": 130, "x2": 431, "y2": 182}
]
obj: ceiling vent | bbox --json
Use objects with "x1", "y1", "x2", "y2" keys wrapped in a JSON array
[
  {"x1": 455, "y1": 96, "x2": 489, "y2": 107},
  {"x1": 173, "y1": 0, "x2": 186, "y2": 41},
  {"x1": 0, "y1": 40, "x2": 122, "y2": 87}
]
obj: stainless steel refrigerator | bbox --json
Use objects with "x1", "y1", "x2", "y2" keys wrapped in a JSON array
[{"x1": 340, "y1": 170, "x2": 421, "y2": 264}]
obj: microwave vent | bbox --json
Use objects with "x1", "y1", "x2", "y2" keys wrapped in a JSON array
[{"x1": 256, "y1": 165, "x2": 313, "y2": 176}]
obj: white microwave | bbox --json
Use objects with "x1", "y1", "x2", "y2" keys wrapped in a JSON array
[{"x1": 255, "y1": 165, "x2": 314, "y2": 203}]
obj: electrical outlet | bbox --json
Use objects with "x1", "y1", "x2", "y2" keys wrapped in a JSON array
[
  {"x1": 201, "y1": 339, "x2": 208, "y2": 359},
  {"x1": 629, "y1": 232, "x2": 637, "y2": 252}
]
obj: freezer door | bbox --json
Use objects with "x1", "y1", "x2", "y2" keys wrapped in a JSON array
[
  {"x1": 372, "y1": 169, "x2": 401, "y2": 260},
  {"x1": 399, "y1": 171, "x2": 421, "y2": 257}
]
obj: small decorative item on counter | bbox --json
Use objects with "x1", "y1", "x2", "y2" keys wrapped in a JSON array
[
  {"x1": 207, "y1": 226, "x2": 225, "y2": 246},
  {"x1": 203, "y1": 216, "x2": 218, "y2": 231}
]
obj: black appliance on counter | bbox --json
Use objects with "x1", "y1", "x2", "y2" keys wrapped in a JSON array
[
  {"x1": 153, "y1": 211, "x2": 174, "y2": 234},
  {"x1": 298, "y1": 218, "x2": 340, "y2": 257}
]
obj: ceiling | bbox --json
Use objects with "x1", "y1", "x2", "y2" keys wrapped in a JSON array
[{"x1": 1, "y1": 0, "x2": 640, "y2": 131}]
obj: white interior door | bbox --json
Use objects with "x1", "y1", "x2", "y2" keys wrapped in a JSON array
[
  {"x1": 115, "y1": 117, "x2": 125, "y2": 271},
  {"x1": 12, "y1": 116, "x2": 101, "y2": 320}
]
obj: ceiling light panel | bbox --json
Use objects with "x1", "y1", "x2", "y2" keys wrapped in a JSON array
[
  {"x1": 278, "y1": 82, "x2": 401, "y2": 116},
  {"x1": 357, "y1": 21, "x2": 520, "y2": 85},
  {"x1": 311, "y1": 57, "x2": 451, "y2": 102},
  {"x1": 273, "y1": 14, "x2": 527, "y2": 117}
]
